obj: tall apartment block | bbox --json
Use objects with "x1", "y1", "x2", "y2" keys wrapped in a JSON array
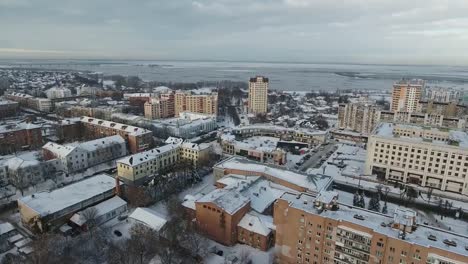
[
  {"x1": 174, "y1": 91, "x2": 218, "y2": 116},
  {"x1": 337, "y1": 102, "x2": 379, "y2": 134},
  {"x1": 248, "y1": 76, "x2": 268, "y2": 114},
  {"x1": 274, "y1": 192, "x2": 468, "y2": 264},
  {"x1": 144, "y1": 98, "x2": 174, "y2": 119},
  {"x1": 365, "y1": 123, "x2": 468, "y2": 195},
  {"x1": 391, "y1": 79, "x2": 424, "y2": 112}
]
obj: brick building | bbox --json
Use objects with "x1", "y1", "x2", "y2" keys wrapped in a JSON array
[
  {"x1": 195, "y1": 188, "x2": 251, "y2": 246},
  {"x1": 0, "y1": 122, "x2": 43, "y2": 154},
  {"x1": 274, "y1": 192, "x2": 468, "y2": 264},
  {"x1": 79, "y1": 116, "x2": 152, "y2": 154},
  {"x1": 0, "y1": 100, "x2": 19, "y2": 119}
]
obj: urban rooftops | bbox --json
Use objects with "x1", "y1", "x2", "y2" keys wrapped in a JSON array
[
  {"x1": 374, "y1": 122, "x2": 468, "y2": 148},
  {"x1": 280, "y1": 192, "x2": 468, "y2": 257}
]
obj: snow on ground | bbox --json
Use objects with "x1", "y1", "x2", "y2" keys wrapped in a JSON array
[
  {"x1": 204, "y1": 241, "x2": 275, "y2": 264},
  {"x1": 0, "y1": 161, "x2": 117, "y2": 206},
  {"x1": 337, "y1": 189, "x2": 467, "y2": 234},
  {"x1": 285, "y1": 153, "x2": 304, "y2": 169}
]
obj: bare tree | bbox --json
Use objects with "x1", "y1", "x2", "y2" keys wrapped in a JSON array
[
  {"x1": 82, "y1": 206, "x2": 98, "y2": 237},
  {"x1": 126, "y1": 186, "x2": 152, "y2": 207}
]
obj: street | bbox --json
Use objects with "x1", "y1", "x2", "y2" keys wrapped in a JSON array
[{"x1": 299, "y1": 141, "x2": 338, "y2": 172}]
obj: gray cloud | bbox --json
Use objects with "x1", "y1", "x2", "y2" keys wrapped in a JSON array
[{"x1": 1, "y1": 0, "x2": 468, "y2": 65}]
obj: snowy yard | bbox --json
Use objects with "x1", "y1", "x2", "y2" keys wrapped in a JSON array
[{"x1": 204, "y1": 242, "x2": 275, "y2": 264}]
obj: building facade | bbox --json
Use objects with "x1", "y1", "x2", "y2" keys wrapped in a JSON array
[
  {"x1": 0, "y1": 100, "x2": 19, "y2": 119},
  {"x1": 150, "y1": 112, "x2": 217, "y2": 139},
  {"x1": 391, "y1": 79, "x2": 424, "y2": 112},
  {"x1": 116, "y1": 137, "x2": 211, "y2": 185},
  {"x1": 45, "y1": 87, "x2": 72, "y2": 99},
  {"x1": 338, "y1": 102, "x2": 379, "y2": 134},
  {"x1": 231, "y1": 125, "x2": 327, "y2": 147},
  {"x1": 0, "y1": 122, "x2": 43, "y2": 154},
  {"x1": 274, "y1": 192, "x2": 468, "y2": 264},
  {"x1": 425, "y1": 87, "x2": 463, "y2": 103},
  {"x1": 248, "y1": 76, "x2": 269, "y2": 114},
  {"x1": 174, "y1": 91, "x2": 218, "y2": 116},
  {"x1": 220, "y1": 133, "x2": 287, "y2": 165},
  {"x1": 79, "y1": 116, "x2": 152, "y2": 154},
  {"x1": 5, "y1": 92, "x2": 53, "y2": 112},
  {"x1": 365, "y1": 123, "x2": 468, "y2": 195},
  {"x1": 417, "y1": 101, "x2": 467, "y2": 118},
  {"x1": 144, "y1": 98, "x2": 174, "y2": 119},
  {"x1": 379, "y1": 111, "x2": 466, "y2": 130},
  {"x1": 42, "y1": 135, "x2": 127, "y2": 173}
]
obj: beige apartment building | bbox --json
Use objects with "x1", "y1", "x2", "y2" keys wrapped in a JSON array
[
  {"x1": 174, "y1": 91, "x2": 218, "y2": 116},
  {"x1": 274, "y1": 192, "x2": 468, "y2": 264},
  {"x1": 248, "y1": 76, "x2": 268, "y2": 114},
  {"x1": 144, "y1": 98, "x2": 174, "y2": 119},
  {"x1": 365, "y1": 123, "x2": 468, "y2": 195},
  {"x1": 337, "y1": 102, "x2": 379, "y2": 134},
  {"x1": 391, "y1": 79, "x2": 424, "y2": 112},
  {"x1": 116, "y1": 137, "x2": 211, "y2": 185}
]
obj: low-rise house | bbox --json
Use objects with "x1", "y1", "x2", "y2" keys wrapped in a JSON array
[
  {"x1": 70, "y1": 196, "x2": 127, "y2": 230},
  {"x1": 18, "y1": 174, "x2": 119, "y2": 233},
  {"x1": 128, "y1": 207, "x2": 167, "y2": 232}
]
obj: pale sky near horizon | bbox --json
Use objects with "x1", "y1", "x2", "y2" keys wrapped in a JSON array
[{"x1": 1, "y1": 0, "x2": 468, "y2": 65}]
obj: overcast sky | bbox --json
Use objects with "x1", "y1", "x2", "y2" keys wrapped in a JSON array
[{"x1": 1, "y1": 0, "x2": 468, "y2": 65}]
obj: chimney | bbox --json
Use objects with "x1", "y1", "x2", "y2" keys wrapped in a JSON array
[{"x1": 115, "y1": 175, "x2": 121, "y2": 196}]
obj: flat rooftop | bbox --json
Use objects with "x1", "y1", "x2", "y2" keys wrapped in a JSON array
[
  {"x1": 374, "y1": 123, "x2": 468, "y2": 148},
  {"x1": 281, "y1": 192, "x2": 468, "y2": 257},
  {"x1": 234, "y1": 124, "x2": 327, "y2": 136},
  {"x1": 19, "y1": 174, "x2": 118, "y2": 217},
  {"x1": 215, "y1": 157, "x2": 332, "y2": 193}
]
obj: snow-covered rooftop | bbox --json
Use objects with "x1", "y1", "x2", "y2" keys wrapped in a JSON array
[
  {"x1": 0, "y1": 222, "x2": 15, "y2": 236},
  {"x1": 215, "y1": 157, "x2": 333, "y2": 194},
  {"x1": 77, "y1": 135, "x2": 125, "y2": 152},
  {"x1": 0, "y1": 122, "x2": 41, "y2": 133},
  {"x1": 129, "y1": 207, "x2": 167, "y2": 232},
  {"x1": 70, "y1": 196, "x2": 127, "y2": 226},
  {"x1": 233, "y1": 124, "x2": 327, "y2": 137},
  {"x1": 117, "y1": 140, "x2": 182, "y2": 166},
  {"x1": 19, "y1": 174, "x2": 118, "y2": 217},
  {"x1": 374, "y1": 123, "x2": 468, "y2": 148},
  {"x1": 80, "y1": 116, "x2": 151, "y2": 136},
  {"x1": 238, "y1": 213, "x2": 272, "y2": 237},
  {"x1": 197, "y1": 188, "x2": 250, "y2": 215}
]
